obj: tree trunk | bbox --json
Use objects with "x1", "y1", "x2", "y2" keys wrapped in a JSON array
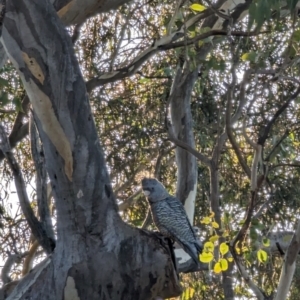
[
  {"x1": 1, "y1": 1, "x2": 181, "y2": 299},
  {"x1": 170, "y1": 64, "x2": 198, "y2": 223}
]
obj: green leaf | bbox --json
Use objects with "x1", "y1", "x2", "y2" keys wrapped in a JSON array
[
  {"x1": 292, "y1": 29, "x2": 300, "y2": 42},
  {"x1": 0, "y1": 77, "x2": 9, "y2": 88},
  {"x1": 138, "y1": 78, "x2": 150, "y2": 84},
  {"x1": 0, "y1": 92, "x2": 9, "y2": 107},
  {"x1": 190, "y1": 4, "x2": 206, "y2": 12},
  {"x1": 241, "y1": 52, "x2": 257, "y2": 62},
  {"x1": 255, "y1": 0, "x2": 267, "y2": 30},
  {"x1": 287, "y1": 0, "x2": 298, "y2": 12},
  {"x1": 248, "y1": 2, "x2": 256, "y2": 31},
  {"x1": 12, "y1": 97, "x2": 23, "y2": 112},
  {"x1": 250, "y1": 228, "x2": 258, "y2": 240}
]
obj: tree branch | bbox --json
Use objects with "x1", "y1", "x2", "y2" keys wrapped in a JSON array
[
  {"x1": 22, "y1": 239, "x2": 39, "y2": 276},
  {"x1": 118, "y1": 188, "x2": 142, "y2": 211},
  {"x1": 0, "y1": 125, "x2": 55, "y2": 254},
  {"x1": 258, "y1": 86, "x2": 300, "y2": 146},
  {"x1": 86, "y1": 28, "x2": 266, "y2": 91},
  {"x1": 1, "y1": 253, "x2": 27, "y2": 284},
  {"x1": 230, "y1": 248, "x2": 267, "y2": 300},
  {"x1": 265, "y1": 129, "x2": 289, "y2": 162},
  {"x1": 0, "y1": 96, "x2": 30, "y2": 162},
  {"x1": 166, "y1": 121, "x2": 211, "y2": 166},
  {"x1": 274, "y1": 220, "x2": 300, "y2": 300},
  {"x1": 161, "y1": 30, "x2": 270, "y2": 51},
  {"x1": 226, "y1": 67, "x2": 251, "y2": 178},
  {"x1": 30, "y1": 117, "x2": 55, "y2": 242}
]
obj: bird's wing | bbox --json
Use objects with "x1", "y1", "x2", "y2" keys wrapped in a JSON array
[
  {"x1": 164, "y1": 195, "x2": 198, "y2": 239},
  {"x1": 155, "y1": 196, "x2": 198, "y2": 245},
  {"x1": 156, "y1": 196, "x2": 201, "y2": 264}
]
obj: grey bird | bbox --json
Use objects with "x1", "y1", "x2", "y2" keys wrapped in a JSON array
[{"x1": 141, "y1": 177, "x2": 202, "y2": 265}]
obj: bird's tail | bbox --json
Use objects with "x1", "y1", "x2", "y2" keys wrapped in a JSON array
[
  {"x1": 182, "y1": 242, "x2": 202, "y2": 265},
  {"x1": 195, "y1": 241, "x2": 203, "y2": 253}
]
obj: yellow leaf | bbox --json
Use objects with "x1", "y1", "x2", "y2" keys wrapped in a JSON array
[
  {"x1": 209, "y1": 211, "x2": 215, "y2": 218},
  {"x1": 198, "y1": 40, "x2": 204, "y2": 47},
  {"x1": 241, "y1": 53, "x2": 249, "y2": 61},
  {"x1": 200, "y1": 216, "x2": 211, "y2": 224},
  {"x1": 242, "y1": 246, "x2": 249, "y2": 253},
  {"x1": 235, "y1": 241, "x2": 241, "y2": 254},
  {"x1": 240, "y1": 52, "x2": 256, "y2": 62},
  {"x1": 209, "y1": 235, "x2": 219, "y2": 243},
  {"x1": 214, "y1": 262, "x2": 222, "y2": 273},
  {"x1": 219, "y1": 242, "x2": 229, "y2": 255},
  {"x1": 189, "y1": 31, "x2": 196, "y2": 38},
  {"x1": 200, "y1": 251, "x2": 214, "y2": 263},
  {"x1": 212, "y1": 221, "x2": 219, "y2": 228},
  {"x1": 190, "y1": 3, "x2": 206, "y2": 12},
  {"x1": 222, "y1": 231, "x2": 229, "y2": 238},
  {"x1": 182, "y1": 287, "x2": 195, "y2": 300},
  {"x1": 262, "y1": 237, "x2": 270, "y2": 247},
  {"x1": 257, "y1": 249, "x2": 268, "y2": 263},
  {"x1": 204, "y1": 241, "x2": 214, "y2": 252},
  {"x1": 227, "y1": 257, "x2": 234, "y2": 262},
  {"x1": 220, "y1": 258, "x2": 228, "y2": 271}
]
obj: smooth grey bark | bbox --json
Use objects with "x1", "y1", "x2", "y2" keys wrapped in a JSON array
[
  {"x1": 170, "y1": 64, "x2": 198, "y2": 222},
  {"x1": 274, "y1": 220, "x2": 300, "y2": 300},
  {"x1": 1, "y1": 1, "x2": 180, "y2": 299},
  {"x1": 54, "y1": 0, "x2": 132, "y2": 25}
]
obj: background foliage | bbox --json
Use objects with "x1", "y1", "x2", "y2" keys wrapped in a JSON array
[{"x1": 1, "y1": 0, "x2": 300, "y2": 299}]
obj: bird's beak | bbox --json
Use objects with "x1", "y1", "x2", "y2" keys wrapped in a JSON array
[{"x1": 142, "y1": 190, "x2": 150, "y2": 196}]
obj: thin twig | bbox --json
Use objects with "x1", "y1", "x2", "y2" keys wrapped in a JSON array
[
  {"x1": 226, "y1": 63, "x2": 251, "y2": 178},
  {"x1": 230, "y1": 247, "x2": 266, "y2": 300},
  {"x1": 166, "y1": 122, "x2": 211, "y2": 166},
  {"x1": 258, "y1": 86, "x2": 300, "y2": 146}
]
